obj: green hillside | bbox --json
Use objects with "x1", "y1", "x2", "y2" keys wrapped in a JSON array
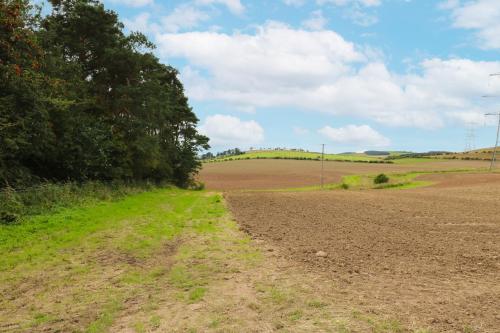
[{"x1": 207, "y1": 150, "x2": 391, "y2": 163}]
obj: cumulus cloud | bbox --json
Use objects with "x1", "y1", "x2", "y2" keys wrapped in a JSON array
[
  {"x1": 157, "y1": 23, "x2": 500, "y2": 129},
  {"x1": 443, "y1": 0, "x2": 500, "y2": 49},
  {"x1": 161, "y1": 5, "x2": 210, "y2": 33},
  {"x1": 199, "y1": 115, "x2": 264, "y2": 147},
  {"x1": 319, "y1": 124, "x2": 390, "y2": 147}
]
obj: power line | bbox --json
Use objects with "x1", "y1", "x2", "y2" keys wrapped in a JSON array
[
  {"x1": 483, "y1": 73, "x2": 500, "y2": 171},
  {"x1": 485, "y1": 112, "x2": 500, "y2": 171},
  {"x1": 464, "y1": 122, "x2": 476, "y2": 153}
]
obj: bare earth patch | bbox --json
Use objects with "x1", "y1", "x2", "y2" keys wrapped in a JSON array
[{"x1": 226, "y1": 176, "x2": 500, "y2": 332}]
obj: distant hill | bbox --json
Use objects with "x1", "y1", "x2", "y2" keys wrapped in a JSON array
[
  {"x1": 205, "y1": 149, "x2": 394, "y2": 163},
  {"x1": 426, "y1": 148, "x2": 496, "y2": 161}
]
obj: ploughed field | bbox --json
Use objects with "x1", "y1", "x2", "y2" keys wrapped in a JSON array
[
  {"x1": 226, "y1": 178, "x2": 500, "y2": 332},
  {"x1": 226, "y1": 179, "x2": 500, "y2": 332},
  {"x1": 200, "y1": 159, "x2": 500, "y2": 332},
  {"x1": 199, "y1": 159, "x2": 490, "y2": 190}
]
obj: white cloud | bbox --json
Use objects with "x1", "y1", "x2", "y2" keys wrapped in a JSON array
[
  {"x1": 123, "y1": 12, "x2": 159, "y2": 33},
  {"x1": 319, "y1": 124, "x2": 390, "y2": 147},
  {"x1": 443, "y1": 0, "x2": 500, "y2": 49},
  {"x1": 158, "y1": 22, "x2": 364, "y2": 89},
  {"x1": 161, "y1": 5, "x2": 210, "y2": 33},
  {"x1": 445, "y1": 110, "x2": 494, "y2": 126},
  {"x1": 302, "y1": 10, "x2": 328, "y2": 30},
  {"x1": 199, "y1": 115, "x2": 264, "y2": 147},
  {"x1": 109, "y1": 0, "x2": 153, "y2": 7},
  {"x1": 195, "y1": 0, "x2": 245, "y2": 14},
  {"x1": 157, "y1": 23, "x2": 500, "y2": 129}
]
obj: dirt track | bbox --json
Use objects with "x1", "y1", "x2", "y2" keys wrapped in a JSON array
[
  {"x1": 200, "y1": 159, "x2": 490, "y2": 190},
  {"x1": 226, "y1": 176, "x2": 500, "y2": 332}
]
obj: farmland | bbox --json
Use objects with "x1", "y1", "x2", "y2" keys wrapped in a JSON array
[
  {"x1": 2, "y1": 157, "x2": 499, "y2": 332},
  {"x1": 201, "y1": 158, "x2": 500, "y2": 332},
  {"x1": 199, "y1": 158, "x2": 490, "y2": 190}
]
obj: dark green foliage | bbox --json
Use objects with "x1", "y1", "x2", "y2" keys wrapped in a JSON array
[
  {"x1": 364, "y1": 151, "x2": 390, "y2": 156},
  {"x1": 0, "y1": 211, "x2": 19, "y2": 225},
  {"x1": 216, "y1": 148, "x2": 244, "y2": 158},
  {"x1": 0, "y1": 0, "x2": 208, "y2": 188},
  {"x1": 374, "y1": 173, "x2": 390, "y2": 184}
]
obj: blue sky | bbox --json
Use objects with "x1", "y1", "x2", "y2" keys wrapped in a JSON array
[{"x1": 98, "y1": 0, "x2": 500, "y2": 153}]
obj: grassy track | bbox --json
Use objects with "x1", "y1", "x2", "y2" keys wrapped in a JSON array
[
  {"x1": 0, "y1": 189, "x2": 258, "y2": 332},
  {"x1": 1, "y1": 187, "x2": 437, "y2": 332}
]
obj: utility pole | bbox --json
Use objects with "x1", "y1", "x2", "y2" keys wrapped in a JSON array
[
  {"x1": 321, "y1": 144, "x2": 325, "y2": 189},
  {"x1": 485, "y1": 112, "x2": 500, "y2": 170}
]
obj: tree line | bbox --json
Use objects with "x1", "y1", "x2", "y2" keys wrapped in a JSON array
[
  {"x1": 0, "y1": 0, "x2": 209, "y2": 189},
  {"x1": 200, "y1": 148, "x2": 244, "y2": 160}
]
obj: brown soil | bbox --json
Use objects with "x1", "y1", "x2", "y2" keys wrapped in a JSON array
[
  {"x1": 199, "y1": 159, "x2": 490, "y2": 190},
  {"x1": 226, "y1": 177, "x2": 500, "y2": 332},
  {"x1": 418, "y1": 172, "x2": 500, "y2": 188}
]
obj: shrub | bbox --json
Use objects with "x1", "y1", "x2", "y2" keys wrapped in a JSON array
[
  {"x1": 374, "y1": 173, "x2": 389, "y2": 184},
  {"x1": 0, "y1": 211, "x2": 19, "y2": 225},
  {"x1": 189, "y1": 181, "x2": 205, "y2": 191},
  {"x1": 340, "y1": 183, "x2": 349, "y2": 190}
]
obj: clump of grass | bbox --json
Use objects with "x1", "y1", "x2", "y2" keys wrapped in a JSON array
[{"x1": 374, "y1": 173, "x2": 389, "y2": 185}]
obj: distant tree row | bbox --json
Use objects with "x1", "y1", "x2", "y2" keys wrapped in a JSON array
[
  {"x1": 0, "y1": 0, "x2": 209, "y2": 188},
  {"x1": 200, "y1": 148, "x2": 244, "y2": 160}
]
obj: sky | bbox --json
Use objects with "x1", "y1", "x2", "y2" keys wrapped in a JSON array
[{"x1": 65, "y1": 1, "x2": 500, "y2": 152}]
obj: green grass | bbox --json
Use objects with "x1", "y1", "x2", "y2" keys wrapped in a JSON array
[
  {"x1": 0, "y1": 181, "x2": 158, "y2": 223},
  {"x1": 0, "y1": 188, "x2": 229, "y2": 332},
  {"x1": 207, "y1": 150, "x2": 387, "y2": 163},
  {"x1": 248, "y1": 171, "x2": 435, "y2": 193}
]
